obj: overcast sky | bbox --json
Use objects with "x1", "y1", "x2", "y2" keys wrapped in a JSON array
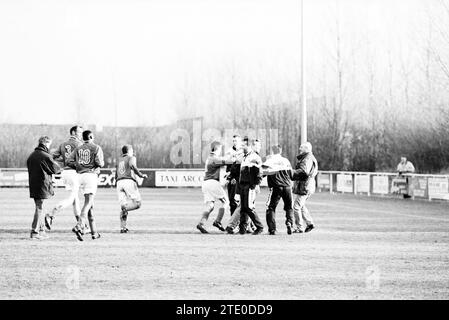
[{"x1": 0, "y1": 0, "x2": 428, "y2": 127}]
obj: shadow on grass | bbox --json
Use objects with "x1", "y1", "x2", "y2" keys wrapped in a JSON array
[{"x1": 0, "y1": 228, "x2": 233, "y2": 236}]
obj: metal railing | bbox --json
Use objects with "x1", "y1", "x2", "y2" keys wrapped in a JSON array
[
  {"x1": 2, "y1": 168, "x2": 449, "y2": 201},
  {"x1": 317, "y1": 171, "x2": 449, "y2": 201}
]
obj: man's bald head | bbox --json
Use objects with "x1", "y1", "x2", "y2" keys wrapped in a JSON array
[{"x1": 299, "y1": 142, "x2": 312, "y2": 155}]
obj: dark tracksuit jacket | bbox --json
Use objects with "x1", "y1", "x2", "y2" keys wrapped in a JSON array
[
  {"x1": 226, "y1": 146, "x2": 242, "y2": 214},
  {"x1": 238, "y1": 150, "x2": 264, "y2": 230},
  {"x1": 263, "y1": 154, "x2": 294, "y2": 232}
]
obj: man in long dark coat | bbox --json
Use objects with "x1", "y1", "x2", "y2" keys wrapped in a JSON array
[{"x1": 27, "y1": 136, "x2": 60, "y2": 239}]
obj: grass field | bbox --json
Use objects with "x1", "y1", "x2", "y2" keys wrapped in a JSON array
[{"x1": 0, "y1": 187, "x2": 448, "y2": 300}]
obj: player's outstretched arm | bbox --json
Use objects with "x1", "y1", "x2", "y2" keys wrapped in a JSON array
[
  {"x1": 291, "y1": 159, "x2": 311, "y2": 181},
  {"x1": 95, "y1": 147, "x2": 105, "y2": 168},
  {"x1": 262, "y1": 157, "x2": 292, "y2": 174},
  {"x1": 130, "y1": 157, "x2": 148, "y2": 179},
  {"x1": 262, "y1": 167, "x2": 279, "y2": 176},
  {"x1": 210, "y1": 155, "x2": 236, "y2": 166}
]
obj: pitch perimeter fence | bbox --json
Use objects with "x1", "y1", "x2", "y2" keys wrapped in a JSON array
[{"x1": 1, "y1": 168, "x2": 449, "y2": 201}]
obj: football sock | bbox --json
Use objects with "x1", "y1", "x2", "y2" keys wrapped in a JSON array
[
  {"x1": 88, "y1": 209, "x2": 96, "y2": 234},
  {"x1": 199, "y1": 209, "x2": 213, "y2": 225},
  {"x1": 120, "y1": 209, "x2": 127, "y2": 229},
  {"x1": 215, "y1": 208, "x2": 225, "y2": 223}
]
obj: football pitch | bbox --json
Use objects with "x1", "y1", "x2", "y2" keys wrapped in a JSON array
[{"x1": 0, "y1": 187, "x2": 448, "y2": 300}]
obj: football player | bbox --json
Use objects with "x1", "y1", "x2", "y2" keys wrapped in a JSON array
[
  {"x1": 116, "y1": 144, "x2": 148, "y2": 233},
  {"x1": 44, "y1": 126, "x2": 88, "y2": 232},
  {"x1": 197, "y1": 141, "x2": 236, "y2": 234},
  {"x1": 67, "y1": 130, "x2": 104, "y2": 241}
]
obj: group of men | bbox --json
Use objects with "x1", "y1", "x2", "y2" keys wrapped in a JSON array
[
  {"x1": 26, "y1": 126, "x2": 319, "y2": 240},
  {"x1": 26, "y1": 126, "x2": 146, "y2": 241},
  {"x1": 197, "y1": 134, "x2": 319, "y2": 235}
]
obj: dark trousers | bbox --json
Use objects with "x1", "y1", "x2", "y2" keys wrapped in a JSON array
[
  {"x1": 227, "y1": 181, "x2": 239, "y2": 215},
  {"x1": 31, "y1": 198, "x2": 45, "y2": 233},
  {"x1": 239, "y1": 184, "x2": 264, "y2": 231},
  {"x1": 266, "y1": 186, "x2": 293, "y2": 233}
]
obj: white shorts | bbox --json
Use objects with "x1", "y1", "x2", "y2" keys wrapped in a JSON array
[
  {"x1": 78, "y1": 172, "x2": 98, "y2": 195},
  {"x1": 61, "y1": 169, "x2": 79, "y2": 191},
  {"x1": 202, "y1": 179, "x2": 226, "y2": 203},
  {"x1": 117, "y1": 179, "x2": 141, "y2": 206}
]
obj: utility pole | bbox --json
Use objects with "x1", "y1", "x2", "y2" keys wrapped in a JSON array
[
  {"x1": 112, "y1": 71, "x2": 118, "y2": 161},
  {"x1": 300, "y1": 0, "x2": 307, "y2": 144}
]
